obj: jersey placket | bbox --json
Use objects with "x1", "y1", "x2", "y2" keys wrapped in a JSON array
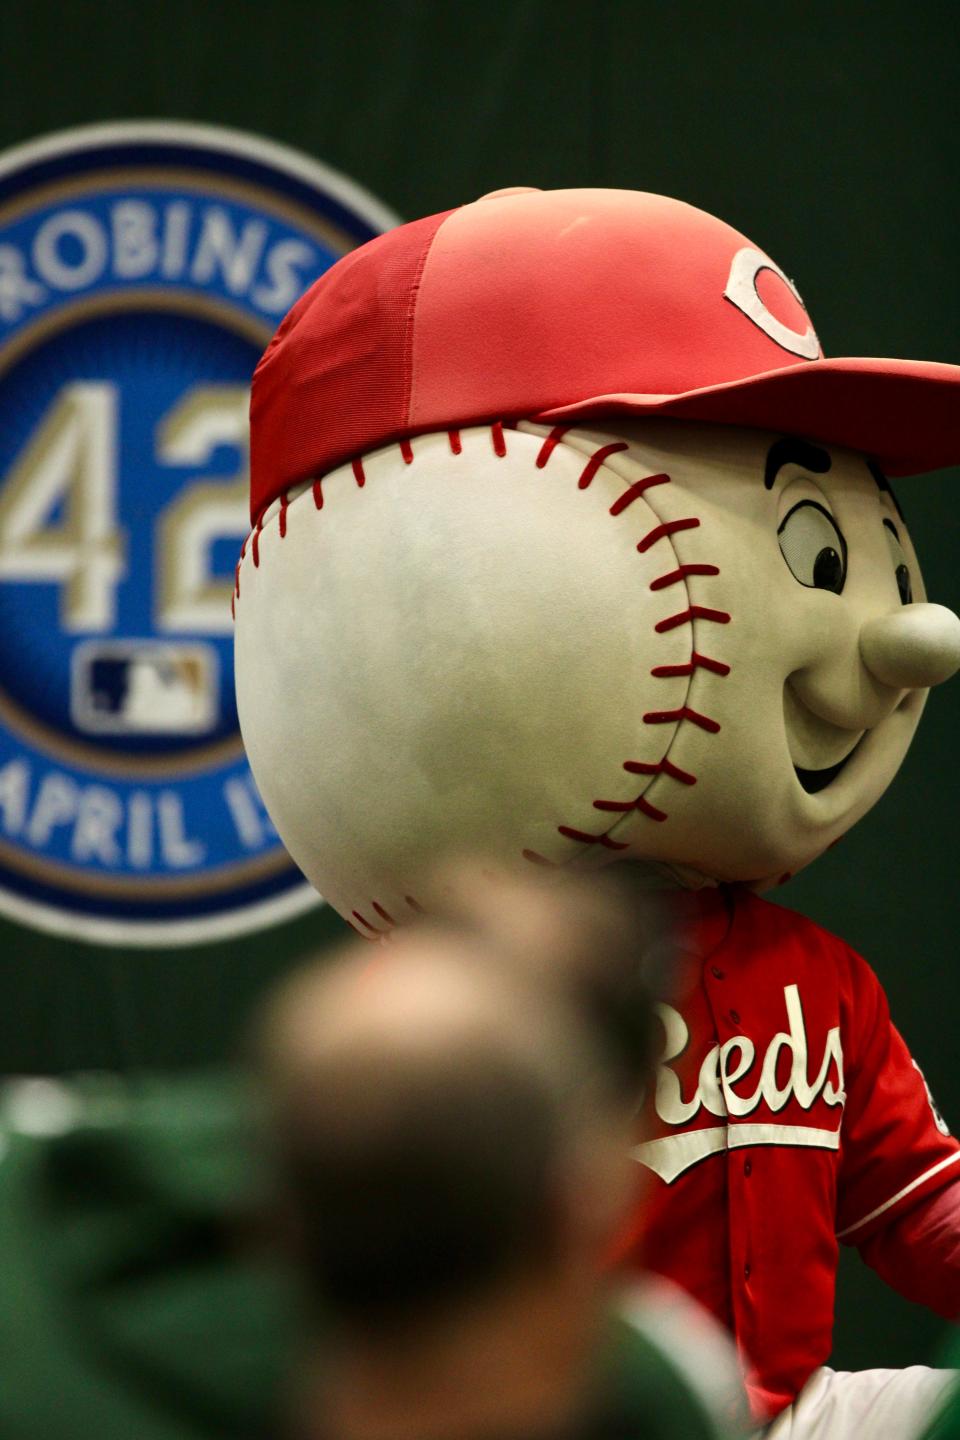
[{"x1": 702, "y1": 953, "x2": 756, "y2": 1378}]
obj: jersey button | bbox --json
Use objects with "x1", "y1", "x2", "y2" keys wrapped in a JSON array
[
  {"x1": 744, "y1": 1262, "x2": 752, "y2": 1281},
  {"x1": 711, "y1": 965, "x2": 724, "y2": 979},
  {"x1": 743, "y1": 1158, "x2": 752, "y2": 1177},
  {"x1": 730, "y1": 1009, "x2": 741, "y2": 1025}
]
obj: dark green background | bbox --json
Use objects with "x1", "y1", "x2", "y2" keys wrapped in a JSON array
[{"x1": 0, "y1": 0, "x2": 957, "y2": 1373}]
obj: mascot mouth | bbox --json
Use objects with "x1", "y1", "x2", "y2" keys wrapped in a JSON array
[
  {"x1": 784, "y1": 682, "x2": 868, "y2": 794},
  {"x1": 793, "y1": 738, "x2": 864, "y2": 794}
]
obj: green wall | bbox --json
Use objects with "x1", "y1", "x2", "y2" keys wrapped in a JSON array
[{"x1": 0, "y1": 0, "x2": 957, "y2": 1372}]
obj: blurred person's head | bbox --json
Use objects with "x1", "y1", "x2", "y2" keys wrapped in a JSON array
[
  {"x1": 257, "y1": 871, "x2": 657, "y2": 1440},
  {"x1": 425, "y1": 861, "x2": 672, "y2": 1110}
]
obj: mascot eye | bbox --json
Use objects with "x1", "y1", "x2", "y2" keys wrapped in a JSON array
[
  {"x1": 883, "y1": 519, "x2": 913, "y2": 604},
  {"x1": 777, "y1": 501, "x2": 847, "y2": 593}
]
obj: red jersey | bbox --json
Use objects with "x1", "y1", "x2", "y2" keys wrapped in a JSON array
[{"x1": 621, "y1": 886, "x2": 960, "y2": 1421}]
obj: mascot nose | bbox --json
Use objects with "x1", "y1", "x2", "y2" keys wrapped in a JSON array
[{"x1": 860, "y1": 603, "x2": 960, "y2": 690}]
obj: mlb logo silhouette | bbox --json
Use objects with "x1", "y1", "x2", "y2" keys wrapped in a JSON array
[{"x1": 72, "y1": 641, "x2": 216, "y2": 735}]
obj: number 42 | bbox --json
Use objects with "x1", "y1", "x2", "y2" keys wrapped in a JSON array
[{"x1": 0, "y1": 381, "x2": 249, "y2": 634}]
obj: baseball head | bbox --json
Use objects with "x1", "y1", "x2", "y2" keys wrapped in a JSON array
[
  {"x1": 234, "y1": 417, "x2": 960, "y2": 928},
  {"x1": 234, "y1": 187, "x2": 960, "y2": 929}
]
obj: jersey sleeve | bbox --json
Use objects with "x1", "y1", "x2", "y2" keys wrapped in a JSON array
[
  {"x1": 835, "y1": 949, "x2": 960, "y2": 1245},
  {"x1": 856, "y1": 1180, "x2": 960, "y2": 1318}
]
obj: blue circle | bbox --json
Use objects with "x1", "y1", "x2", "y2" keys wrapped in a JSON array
[{"x1": 0, "y1": 126, "x2": 393, "y2": 940}]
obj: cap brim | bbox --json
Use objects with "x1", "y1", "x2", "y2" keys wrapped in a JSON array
[{"x1": 535, "y1": 356, "x2": 960, "y2": 477}]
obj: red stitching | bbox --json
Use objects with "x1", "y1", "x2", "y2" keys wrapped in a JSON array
[
  {"x1": 651, "y1": 652, "x2": 731, "y2": 678},
  {"x1": 535, "y1": 425, "x2": 572, "y2": 468},
  {"x1": 644, "y1": 706, "x2": 721, "y2": 734},
  {"x1": 623, "y1": 756, "x2": 697, "y2": 786},
  {"x1": 650, "y1": 563, "x2": 719, "y2": 591},
  {"x1": 372, "y1": 901, "x2": 395, "y2": 925},
  {"x1": 240, "y1": 424, "x2": 729, "y2": 856},
  {"x1": 655, "y1": 604, "x2": 731, "y2": 634},
  {"x1": 352, "y1": 909, "x2": 385, "y2": 935},
  {"x1": 522, "y1": 849, "x2": 556, "y2": 866},
  {"x1": 578, "y1": 441, "x2": 630, "y2": 490},
  {"x1": 634, "y1": 795, "x2": 668, "y2": 822},
  {"x1": 593, "y1": 793, "x2": 668, "y2": 822},
  {"x1": 557, "y1": 825, "x2": 629, "y2": 851},
  {"x1": 610, "y1": 473, "x2": 670, "y2": 514},
  {"x1": 637, "y1": 517, "x2": 700, "y2": 553}
]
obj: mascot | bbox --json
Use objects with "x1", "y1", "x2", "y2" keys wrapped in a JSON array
[{"x1": 233, "y1": 188, "x2": 960, "y2": 1435}]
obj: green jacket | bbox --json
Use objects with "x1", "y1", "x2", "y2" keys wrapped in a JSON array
[
  {"x1": 0, "y1": 1072, "x2": 747, "y2": 1440},
  {"x1": 0, "y1": 1073, "x2": 293, "y2": 1440}
]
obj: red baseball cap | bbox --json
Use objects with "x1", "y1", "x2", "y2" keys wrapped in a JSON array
[{"x1": 249, "y1": 187, "x2": 960, "y2": 521}]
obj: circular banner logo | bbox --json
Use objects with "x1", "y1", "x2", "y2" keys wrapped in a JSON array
[{"x1": 0, "y1": 122, "x2": 396, "y2": 944}]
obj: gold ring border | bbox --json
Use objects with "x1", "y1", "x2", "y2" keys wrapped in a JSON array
[
  {"x1": 0, "y1": 165, "x2": 361, "y2": 259},
  {"x1": 0, "y1": 830, "x2": 294, "y2": 898},
  {"x1": 0, "y1": 159, "x2": 352, "y2": 900}
]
